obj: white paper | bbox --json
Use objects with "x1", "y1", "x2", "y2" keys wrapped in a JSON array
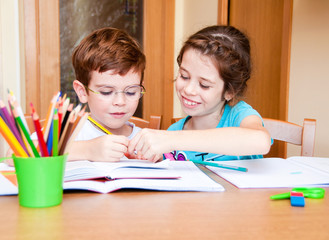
[{"x1": 207, "y1": 157, "x2": 329, "y2": 188}]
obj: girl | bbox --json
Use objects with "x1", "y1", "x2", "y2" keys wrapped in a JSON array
[{"x1": 128, "y1": 25, "x2": 271, "y2": 162}]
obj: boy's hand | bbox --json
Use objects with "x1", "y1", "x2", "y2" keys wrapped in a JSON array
[
  {"x1": 86, "y1": 135, "x2": 129, "y2": 162},
  {"x1": 128, "y1": 129, "x2": 171, "y2": 163}
]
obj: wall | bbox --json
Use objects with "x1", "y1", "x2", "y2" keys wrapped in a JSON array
[
  {"x1": 173, "y1": 0, "x2": 218, "y2": 118},
  {"x1": 1, "y1": 0, "x2": 328, "y2": 158},
  {"x1": 288, "y1": 0, "x2": 329, "y2": 157},
  {"x1": 0, "y1": 0, "x2": 23, "y2": 157}
]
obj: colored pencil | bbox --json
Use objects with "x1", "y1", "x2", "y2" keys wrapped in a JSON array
[
  {"x1": 58, "y1": 112, "x2": 75, "y2": 155},
  {"x1": 73, "y1": 103, "x2": 82, "y2": 115},
  {"x1": 0, "y1": 100, "x2": 28, "y2": 154},
  {"x1": 58, "y1": 100, "x2": 63, "y2": 135},
  {"x1": 47, "y1": 121, "x2": 53, "y2": 154},
  {"x1": 71, "y1": 105, "x2": 86, "y2": 134},
  {"x1": 62, "y1": 112, "x2": 89, "y2": 154},
  {"x1": 42, "y1": 92, "x2": 60, "y2": 141},
  {"x1": 13, "y1": 99, "x2": 29, "y2": 134},
  {"x1": 60, "y1": 103, "x2": 73, "y2": 137},
  {"x1": 32, "y1": 112, "x2": 49, "y2": 157},
  {"x1": 61, "y1": 97, "x2": 70, "y2": 120},
  {"x1": 52, "y1": 110, "x2": 59, "y2": 156},
  {"x1": 0, "y1": 116, "x2": 28, "y2": 157},
  {"x1": 188, "y1": 159, "x2": 248, "y2": 172},
  {"x1": 13, "y1": 109, "x2": 40, "y2": 157},
  {"x1": 87, "y1": 116, "x2": 112, "y2": 134}
]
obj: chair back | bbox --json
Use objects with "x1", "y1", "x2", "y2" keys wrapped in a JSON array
[
  {"x1": 24, "y1": 114, "x2": 46, "y2": 132},
  {"x1": 263, "y1": 118, "x2": 316, "y2": 156},
  {"x1": 130, "y1": 115, "x2": 162, "y2": 129}
]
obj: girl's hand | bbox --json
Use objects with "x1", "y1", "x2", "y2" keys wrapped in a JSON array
[{"x1": 128, "y1": 129, "x2": 172, "y2": 162}]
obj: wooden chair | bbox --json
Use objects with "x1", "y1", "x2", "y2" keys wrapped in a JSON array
[
  {"x1": 263, "y1": 118, "x2": 316, "y2": 157},
  {"x1": 130, "y1": 115, "x2": 162, "y2": 129}
]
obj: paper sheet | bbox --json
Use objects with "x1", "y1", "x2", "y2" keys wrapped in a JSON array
[{"x1": 207, "y1": 157, "x2": 329, "y2": 188}]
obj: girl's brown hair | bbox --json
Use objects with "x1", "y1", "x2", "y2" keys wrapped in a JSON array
[{"x1": 177, "y1": 25, "x2": 251, "y2": 105}]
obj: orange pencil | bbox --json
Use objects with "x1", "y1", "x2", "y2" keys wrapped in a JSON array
[
  {"x1": 0, "y1": 116, "x2": 28, "y2": 157},
  {"x1": 43, "y1": 92, "x2": 60, "y2": 141},
  {"x1": 71, "y1": 105, "x2": 86, "y2": 133}
]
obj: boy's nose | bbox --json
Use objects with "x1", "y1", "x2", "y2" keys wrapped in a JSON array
[{"x1": 112, "y1": 92, "x2": 126, "y2": 105}]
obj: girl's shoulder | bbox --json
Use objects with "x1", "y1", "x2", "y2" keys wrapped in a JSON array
[
  {"x1": 225, "y1": 101, "x2": 262, "y2": 126},
  {"x1": 167, "y1": 116, "x2": 189, "y2": 131}
]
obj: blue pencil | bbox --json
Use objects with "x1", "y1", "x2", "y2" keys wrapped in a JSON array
[
  {"x1": 47, "y1": 121, "x2": 53, "y2": 154},
  {"x1": 189, "y1": 159, "x2": 248, "y2": 172}
]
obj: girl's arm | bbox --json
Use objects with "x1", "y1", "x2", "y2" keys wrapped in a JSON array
[{"x1": 128, "y1": 115, "x2": 271, "y2": 161}]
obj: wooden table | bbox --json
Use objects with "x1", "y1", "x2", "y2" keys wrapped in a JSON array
[{"x1": 1, "y1": 169, "x2": 329, "y2": 240}]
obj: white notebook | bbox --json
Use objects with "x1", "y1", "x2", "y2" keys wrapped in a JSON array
[{"x1": 0, "y1": 160, "x2": 224, "y2": 195}]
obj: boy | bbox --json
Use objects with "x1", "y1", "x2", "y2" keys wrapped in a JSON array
[{"x1": 70, "y1": 27, "x2": 146, "y2": 162}]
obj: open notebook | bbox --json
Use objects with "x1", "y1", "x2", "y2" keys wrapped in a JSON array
[{"x1": 0, "y1": 160, "x2": 224, "y2": 195}]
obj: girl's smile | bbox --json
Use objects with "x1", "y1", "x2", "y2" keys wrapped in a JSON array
[{"x1": 181, "y1": 96, "x2": 200, "y2": 108}]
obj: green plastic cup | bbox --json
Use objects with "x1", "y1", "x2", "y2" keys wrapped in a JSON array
[{"x1": 13, "y1": 154, "x2": 67, "y2": 208}]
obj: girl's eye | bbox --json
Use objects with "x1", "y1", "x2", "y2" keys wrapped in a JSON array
[
  {"x1": 180, "y1": 74, "x2": 189, "y2": 80},
  {"x1": 200, "y1": 83, "x2": 210, "y2": 89}
]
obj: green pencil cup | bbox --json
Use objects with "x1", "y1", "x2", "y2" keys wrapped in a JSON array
[{"x1": 13, "y1": 154, "x2": 67, "y2": 208}]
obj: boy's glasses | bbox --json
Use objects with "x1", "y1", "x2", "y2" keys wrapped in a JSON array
[{"x1": 84, "y1": 84, "x2": 146, "y2": 101}]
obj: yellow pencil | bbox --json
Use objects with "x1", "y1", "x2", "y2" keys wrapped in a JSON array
[
  {"x1": 0, "y1": 116, "x2": 28, "y2": 157},
  {"x1": 87, "y1": 116, "x2": 112, "y2": 135}
]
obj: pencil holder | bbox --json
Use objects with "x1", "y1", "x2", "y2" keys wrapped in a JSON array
[{"x1": 13, "y1": 154, "x2": 67, "y2": 208}]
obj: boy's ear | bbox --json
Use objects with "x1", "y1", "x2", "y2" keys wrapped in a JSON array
[{"x1": 73, "y1": 80, "x2": 88, "y2": 103}]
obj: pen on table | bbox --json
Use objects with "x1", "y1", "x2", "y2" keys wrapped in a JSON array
[
  {"x1": 87, "y1": 116, "x2": 112, "y2": 134},
  {"x1": 188, "y1": 159, "x2": 248, "y2": 172}
]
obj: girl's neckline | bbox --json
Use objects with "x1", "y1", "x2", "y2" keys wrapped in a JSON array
[{"x1": 183, "y1": 104, "x2": 229, "y2": 130}]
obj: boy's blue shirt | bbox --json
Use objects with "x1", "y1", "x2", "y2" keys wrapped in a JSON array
[{"x1": 166, "y1": 101, "x2": 266, "y2": 161}]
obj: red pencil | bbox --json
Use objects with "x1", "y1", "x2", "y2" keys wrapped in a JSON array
[
  {"x1": 32, "y1": 112, "x2": 49, "y2": 157},
  {"x1": 58, "y1": 100, "x2": 63, "y2": 136}
]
